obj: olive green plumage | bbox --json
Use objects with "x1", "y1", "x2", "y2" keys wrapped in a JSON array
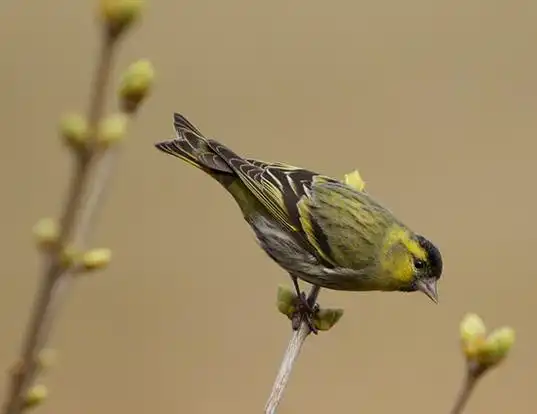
[{"x1": 155, "y1": 113, "x2": 443, "y2": 302}]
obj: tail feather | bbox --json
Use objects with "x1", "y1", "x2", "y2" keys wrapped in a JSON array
[
  {"x1": 173, "y1": 112, "x2": 204, "y2": 137},
  {"x1": 158, "y1": 113, "x2": 299, "y2": 175},
  {"x1": 155, "y1": 113, "x2": 233, "y2": 174}
]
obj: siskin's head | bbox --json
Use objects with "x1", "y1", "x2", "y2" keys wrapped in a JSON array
[
  {"x1": 381, "y1": 226, "x2": 443, "y2": 302},
  {"x1": 410, "y1": 235, "x2": 443, "y2": 301}
]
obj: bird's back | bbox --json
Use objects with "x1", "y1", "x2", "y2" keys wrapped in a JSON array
[{"x1": 155, "y1": 113, "x2": 401, "y2": 269}]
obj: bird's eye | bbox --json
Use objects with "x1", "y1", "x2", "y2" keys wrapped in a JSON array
[{"x1": 414, "y1": 259, "x2": 426, "y2": 269}]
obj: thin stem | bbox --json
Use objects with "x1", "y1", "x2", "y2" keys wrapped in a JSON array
[
  {"x1": 85, "y1": 30, "x2": 115, "y2": 147},
  {"x1": 264, "y1": 285, "x2": 321, "y2": 414},
  {"x1": 1, "y1": 29, "x2": 118, "y2": 414},
  {"x1": 450, "y1": 365, "x2": 483, "y2": 414}
]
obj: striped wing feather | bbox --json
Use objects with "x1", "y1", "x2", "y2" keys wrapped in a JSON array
[
  {"x1": 208, "y1": 140, "x2": 336, "y2": 229},
  {"x1": 168, "y1": 113, "x2": 341, "y2": 267},
  {"x1": 208, "y1": 141, "x2": 341, "y2": 267}
]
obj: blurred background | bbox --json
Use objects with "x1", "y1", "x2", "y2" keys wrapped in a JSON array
[{"x1": 1, "y1": 0, "x2": 536, "y2": 413}]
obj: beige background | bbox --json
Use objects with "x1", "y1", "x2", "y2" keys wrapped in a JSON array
[{"x1": 1, "y1": 0, "x2": 536, "y2": 413}]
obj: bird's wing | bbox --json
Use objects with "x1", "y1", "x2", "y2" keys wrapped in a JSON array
[
  {"x1": 299, "y1": 180, "x2": 392, "y2": 269},
  {"x1": 207, "y1": 141, "x2": 339, "y2": 256},
  {"x1": 252, "y1": 162, "x2": 367, "y2": 268}
]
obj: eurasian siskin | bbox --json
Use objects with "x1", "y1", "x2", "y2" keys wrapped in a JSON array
[{"x1": 156, "y1": 113, "x2": 443, "y2": 330}]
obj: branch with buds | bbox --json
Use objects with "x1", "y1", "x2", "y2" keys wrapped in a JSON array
[
  {"x1": 450, "y1": 313, "x2": 515, "y2": 414},
  {"x1": 2, "y1": 5, "x2": 518, "y2": 414},
  {"x1": 1, "y1": 2, "x2": 154, "y2": 413}
]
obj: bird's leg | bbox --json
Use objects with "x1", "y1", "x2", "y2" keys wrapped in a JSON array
[{"x1": 290, "y1": 274, "x2": 319, "y2": 334}]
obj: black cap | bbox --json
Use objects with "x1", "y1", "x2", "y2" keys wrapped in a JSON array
[{"x1": 416, "y1": 235, "x2": 443, "y2": 280}]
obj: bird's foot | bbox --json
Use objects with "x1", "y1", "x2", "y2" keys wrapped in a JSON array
[{"x1": 291, "y1": 291, "x2": 320, "y2": 334}]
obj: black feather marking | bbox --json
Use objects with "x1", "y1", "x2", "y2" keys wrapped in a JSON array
[
  {"x1": 307, "y1": 210, "x2": 336, "y2": 268},
  {"x1": 173, "y1": 113, "x2": 204, "y2": 136},
  {"x1": 416, "y1": 235, "x2": 443, "y2": 280},
  {"x1": 206, "y1": 139, "x2": 257, "y2": 173},
  {"x1": 155, "y1": 113, "x2": 234, "y2": 174},
  {"x1": 259, "y1": 167, "x2": 342, "y2": 264},
  {"x1": 264, "y1": 169, "x2": 306, "y2": 226},
  {"x1": 205, "y1": 139, "x2": 286, "y2": 221},
  {"x1": 154, "y1": 139, "x2": 182, "y2": 157},
  {"x1": 171, "y1": 113, "x2": 232, "y2": 171},
  {"x1": 265, "y1": 168, "x2": 314, "y2": 227}
]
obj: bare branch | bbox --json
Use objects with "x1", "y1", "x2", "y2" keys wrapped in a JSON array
[{"x1": 265, "y1": 285, "x2": 321, "y2": 414}]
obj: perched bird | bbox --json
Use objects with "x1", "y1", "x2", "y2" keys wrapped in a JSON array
[{"x1": 156, "y1": 113, "x2": 443, "y2": 331}]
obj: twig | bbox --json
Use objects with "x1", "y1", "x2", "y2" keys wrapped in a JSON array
[
  {"x1": 265, "y1": 285, "x2": 321, "y2": 414},
  {"x1": 1, "y1": 29, "x2": 121, "y2": 414},
  {"x1": 449, "y1": 364, "x2": 484, "y2": 414}
]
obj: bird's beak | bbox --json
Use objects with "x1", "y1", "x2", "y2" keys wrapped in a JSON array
[{"x1": 417, "y1": 279, "x2": 439, "y2": 303}]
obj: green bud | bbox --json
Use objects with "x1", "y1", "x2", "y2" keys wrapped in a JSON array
[
  {"x1": 82, "y1": 248, "x2": 112, "y2": 271},
  {"x1": 23, "y1": 384, "x2": 48, "y2": 409},
  {"x1": 98, "y1": 0, "x2": 144, "y2": 37},
  {"x1": 314, "y1": 308, "x2": 344, "y2": 331},
  {"x1": 59, "y1": 113, "x2": 88, "y2": 150},
  {"x1": 119, "y1": 59, "x2": 155, "y2": 113},
  {"x1": 478, "y1": 327, "x2": 516, "y2": 367},
  {"x1": 460, "y1": 313, "x2": 487, "y2": 342},
  {"x1": 98, "y1": 113, "x2": 128, "y2": 146},
  {"x1": 460, "y1": 313, "x2": 487, "y2": 343},
  {"x1": 276, "y1": 285, "x2": 297, "y2": 319},
  {"x1": 33, "y1": 218, "x2": 59, "y2": 250},
  {"x1": 460, "y1": 313, "x2": 487, "y2": 358},
  {"x1": 343, "y1": 170, "x2": 366, "y2": 191}
]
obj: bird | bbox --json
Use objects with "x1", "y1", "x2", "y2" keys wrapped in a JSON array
[{"x1": 155, "y1": 113, "x2": 443, "y2": 332}]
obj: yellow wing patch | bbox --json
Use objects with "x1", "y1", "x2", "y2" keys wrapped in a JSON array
[{"x1": 296, "y1": 196, "x2": 336, "y2": 266}]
